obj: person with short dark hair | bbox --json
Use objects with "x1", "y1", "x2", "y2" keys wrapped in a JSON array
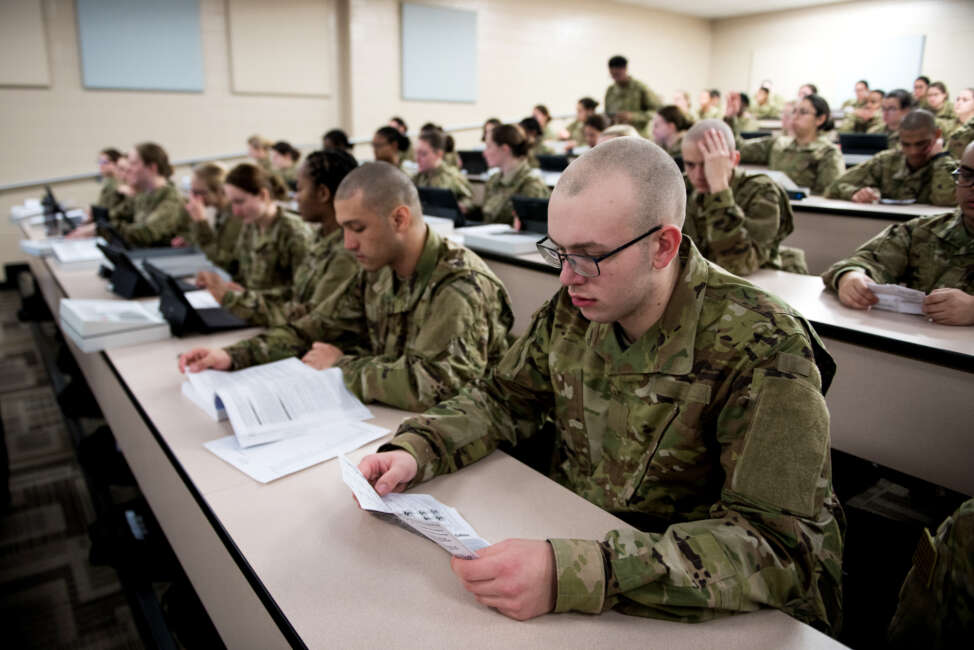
[
  {"x1": 752, "y1": 83, "x2": 784, "y2": 119},
  {"x1": 604, "y1": 55, "x2": 663, "y2": 137},
  {"x1": 481, "y1": 117, "x2": 501, "y2": 144},
  {"x1": 870, "y1": 88, "x2": 914, "y2": 150},
  {"x1": 180, "y1": 162, "x2": 515, "y2": 413},
  {"x1": 914, "y1": 75, "x2": 932, "y2": 107},
  {"x1": 322, "y1": 128, "x2": 355, "y2": 156},
  {"x1": 697, "y1": 89, "x2": 722, "y2": 120},
  {"x1": 561, "y1": 97, "x2": 599, "y2": 147},
  {"x1": 838, "y1": 89, "x2": 884, "y2": 133},
  {"x1": 825, "y1": 109, "x2": 958, "y2": 206}
]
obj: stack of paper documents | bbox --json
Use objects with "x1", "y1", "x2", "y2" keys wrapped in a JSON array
[
  {"x1": 870, "y1": 283, "x2": 925, "y2": 315},
  {"x1": 457, "y1": 224, "x2": 542, "y2": 256},
  {"x1": 50, "y1": 239, "x2": 106, "y2": 270},
  {"x1": 19, "y1": 238, "x2": 62, "y2": 257},
  {"x1": 59, "y1": 299, "x2": 171, "y2": 352},
  {"x1": 9, "y1": 199, "x2": 44, "y2": 222},
  {"x1": 340, "y1": 455, "x2": 489, "y2": 559}
]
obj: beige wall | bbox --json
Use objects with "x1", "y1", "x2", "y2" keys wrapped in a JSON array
[{"x1": 710, "y1": 0, "x2": 974, "y2": 107}]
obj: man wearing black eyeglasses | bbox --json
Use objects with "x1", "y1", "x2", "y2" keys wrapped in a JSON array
[
  {"x1": 823, "y1": 140, "x2": 974, "y2": 325},
  {"x1": 357, "y1": 137, "x2": 843, "y2": 631}
]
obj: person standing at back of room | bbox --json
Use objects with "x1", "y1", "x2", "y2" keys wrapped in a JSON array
[{"x1": 604, "y1": 55, "x2": 662, "y2": 138}]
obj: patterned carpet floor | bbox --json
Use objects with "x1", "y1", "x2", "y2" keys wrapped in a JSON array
[{"x1": 0, "y1": 289, "x2": 143, "y2": 649}]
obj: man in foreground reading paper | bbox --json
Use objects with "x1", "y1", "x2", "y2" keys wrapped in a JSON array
[
  {"x1": 357, "y1": 137, "x2": 844, "y2": 634},
  {"x1": 179, "y1": 162, "x2": 514, "y2": 412},
  {"x1": 821, "y1": 140, "x2": 974, "y2": 326}
]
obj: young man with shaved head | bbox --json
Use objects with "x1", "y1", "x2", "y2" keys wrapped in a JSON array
[
  {"x1": 823, "y1": 140, "x2": 974, "y2": 325},
  {"x1": 358, "y1": 138, "x2": 844, "y2": 633},
  {"x1": 825, "y1": 109, "x2": 958, "y2": 206},
  {"x1": 682, "y1": 119, "x2": 804, "y2": 275},
  {"x1": 179, "y1": 162, "x2": 514, "y2": 412}
]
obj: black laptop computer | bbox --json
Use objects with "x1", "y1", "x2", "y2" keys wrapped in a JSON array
[
  {"x1": 536, "y1": 155, "x2": 570, "y2": 172},
  {"x1": 144, "y1": 261, "x2": 247, "y2": 337},
  {"x1": 739, "y1": 130, "x2": 773, "y2": 140},
  {"x1": 97, "y1": 243, "x2": 196, "y2": 298},
  {"x1": 42, "y1": 186, "x2": 78, "y2": 236},
  {"x1": 511, "y1": 197, "x2": 549, "y2": 235},
  {"x1": 839, "y1": 133, "x2": 888, "y2": 155},
  {"x1": 459, "y1": 150, "x2": 488, "y2": 175},
  {"x1": 418, "y1": 187, "x2": 465, "y2": 227}
]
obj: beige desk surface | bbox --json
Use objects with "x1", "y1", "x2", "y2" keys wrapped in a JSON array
[{"x1": 19, "y1": 225, "x2": 848, "y2": 648}]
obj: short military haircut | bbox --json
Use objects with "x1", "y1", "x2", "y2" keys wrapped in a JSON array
[
  {"x1": 900, "y1": 109, "x2": 938, "y2": 134},
  {"x1": 583, "y1": 114, "x2": 608, "y2": 131},
  {"x1": 739, "y1": 92, "x2": 751, "y2": 108},
  {"x1": 578, "y1": 97, "x2": 599, "y2": 111},
  {"x1": 684, "y1": 119, "x2": 736, "y2": 152},
  {"x1": 608, "y1": 55, "x2": 627, "y2": 68},
  {"x1": 916, "y1": 75, "x2": 931, "y2": 85},
  {"x1": 555, "y1": 137, "x2": 686, "y2": 230},
  {"x1": 857, "y1": 79, "x2": 869, "y2": 88},
  {"x1": 100, "y1": 147, "x2": 122, "y2": 162},
  {"x1": 886, "y1": 89, "x2": 914, "y2": 110},
  {"x1": 334, "y1": 161, "x2": 422, "y2": 222},
  {"x1": 870, "y1": 89, "x2": 886, "y2": 99},
  {"x1": 708, "y1": 88, "x2": 721, "y2": 99}
]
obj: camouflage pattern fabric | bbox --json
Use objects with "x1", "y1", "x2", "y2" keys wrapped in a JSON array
[
  {"x1": 224, "y1": 227, "x2": 515, "y2": 412},
  {"x1": 684, "y1": 167, "x2": 803, "y2": 275},
  {"x1": 480, "y1": 160, "x2": 550, "y2": 225},
  {"x1": 888, "y1": 499, "x2": 974, "y2": 648},
  {"x1": 189, "y1": 205, "x2": 243, "y2": 274},
  {"x1": 95, "y1": 177, "x2": 134, "y2": 224},
  {"x1": 821, "y1": 208, "x2": 973, "y2": 293},
  {"x1": 752, "y1": 94, "x2": 784, "y2": 120},
  {"x1": 724, "y1": 113, "x2": 760, "y2": 135},
  {"x1": 604, "y1": 77, "x2": 663, "y2": 136},
  {"x1": 565, "y1": 119, "x2": 586, "y2": 145},
  {"x1": 221, "y1": 207, "x2": 312, "y2": 321},
  {"x1": 107, "y1": 183, "x2": 188, "y2": 248},
  {"x1": 739, "y1": 134, "x2": 845, "y2": 195},
  {"x1": 384, "y1": 238, "x2": 843, "y2": 633},
  {"x1": 443, "y1": 151, "x2": 461, "y2": 169},
  {"x1": 666, "y1": 132, "x2": 686, "y2": 159},
  {"x1": 838, "y1": 112, "x2": 882, "y2": 133},
  {"x1": 866, "y1": 123, "x2": 901, "y2": 150},
  {"x1": 697, "y1": 105, "x2": 723, "y2": 121},
  {"x1": 840, "y1": 98, "x2": 867, "y2": 111},
  {"x1": 947, "y1": 116, "x2": 974, "y2": 160},
  {"x1": 825, "y1": 149, "x2": 958, "y2": 206},
  {"x1": 413, "y1": 164, "x2": 476, "y2": 213}
]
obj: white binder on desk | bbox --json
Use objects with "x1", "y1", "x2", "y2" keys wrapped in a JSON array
[
  {"x1": 59, "y1": 299, "x2": 171, "y2": 352},
  {"x1": 457, "y1": 224, "x2": 542, "y2": 256}
]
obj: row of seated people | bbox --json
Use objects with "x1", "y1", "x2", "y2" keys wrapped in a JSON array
[{"x1": 64, "y1": 129, "x2": 971, "y2": 641}]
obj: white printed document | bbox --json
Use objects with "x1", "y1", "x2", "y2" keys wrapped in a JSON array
[
  {"x1": 183, "y1": 358, "x2": 373, "y2": 447},
  {"x1": 339, "y1": 455, "x2": 489, "y2": 559},
  {"x1": 204, "y1": 421, "x2": 388, "y2": 483},
  {"x1": 870, "y1": 283, "x2": 925, "y2": 315}
]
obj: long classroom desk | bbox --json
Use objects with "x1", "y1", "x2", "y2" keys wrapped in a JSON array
[
  {"x1": 20, "y1": 226, "x2": 846, "y2": 648},
  {"x1": 464, "y1": 242, "x2": 974, "y2": 497}
]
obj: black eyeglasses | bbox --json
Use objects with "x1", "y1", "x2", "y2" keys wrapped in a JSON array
[
  {"x1": 952, "y1": 167, "x2": 974, "y2": 188},
  {"x1": 536, "y1": 225, "x2": 662, "y2": 278}
]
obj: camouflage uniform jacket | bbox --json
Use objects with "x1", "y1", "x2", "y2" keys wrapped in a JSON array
[
  {"x1": 684, "y1": 167, "x2": 796, "y2": 275},
  {"x1": 221, "y1": 207, "x2": 312, "y2": 320},
  {"x1": 604, "y1": 77, "x2": 663, "y2": 136},
  {"x1": 838, "y1": 111, "x2": 882, "y2": 133},
  {"x1": 841, "y1": 98, "x2": 867, "y2": 111},
  {"x1": 111, "y1": 183, "x2": 189, "y2": 247},
  {"x1": 821, "y1": 208, "x2": 974, "y2": 294},
  {"x1": 724, "y1": 113, "x2": 760, "y2": 135},
  {"x1": 278, "y1": 164, "x2": 299, "y2": 190},
  {"x1": 480, "y1": 160, "x2": 551, "y2": 225},
  {"x1": 866, "y1": 123, "x2": 901, "y2": 150},
  {"x1": 565, "y1": 119, "x2": 586, "y2": 145},
  {"x1": 189, "y1": 204, "x2": 243, "y2": 275},
  {"x1": 443, "y1": 151, "x2": 461, "y2": 169},
  {"x1": 697, "y1": 105, "x2": 723, "y2": 121},
  {"x1": 413, "y1": 164, "x2": 475, "y2": 213},
  {"x1": 887, "y1": 498, "x2": 974, "y2": 648},
  {"x1": 96, "y1": 177, "x2": 118, "y2": 209},
  {"x1": 947, "y1": 116, "x2": 974, "y2": 160},
  {"x1": 224, "y1": 228, "x2": 515, "y2": 412},
  {"x1": 385, "y1": 238, "x2": 843, "y2": 633},
  {"x1": 95, "y1": 177, "x2": 134, "y2": 224},
  {"x1": 824, "y1": 149, "x2": 958, "y2": 206},
  {"x1": 739, "y1": 134, "x2": 845, "y2": 195},
  {"x1": 932, "y1": 102, "x2": 957, "y2": 137},
  {"x1": 751, "y1": 94, "x2": 784, "y2": 119},
  {"x1": 665, "y1": 132, "x2": 685, "y2": 158}
]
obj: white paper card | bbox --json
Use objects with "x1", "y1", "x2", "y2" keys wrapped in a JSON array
[{"x1": 870, "y1": 283, "x2": 925, "y2": 315}]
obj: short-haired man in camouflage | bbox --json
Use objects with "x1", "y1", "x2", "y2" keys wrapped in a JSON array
[
  {"x1": 179, "y1": 162, "x2": 515, "y2": 412},
  {"x1": 358, "y1": 138, "x2": 844, "y2": 633}
]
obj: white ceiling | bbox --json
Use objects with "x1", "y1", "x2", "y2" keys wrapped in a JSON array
[{"x1": 614, "y1": 0, "x2": 850, "y2": 19}]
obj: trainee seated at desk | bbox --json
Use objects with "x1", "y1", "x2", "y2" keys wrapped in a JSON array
[
  {"x1": 475, "y1": 124, "x2": 550, "y2": 225},
  {"x1": 870, "y1": 88, "x2": 914, "y2": 151},
  {"x1": 821, "y1": 141, "x2": 974, "y2": 326},
  {"x1": 738, "y1": 95, "x2": 845, "y2": 195},
  {"x1": 825, "y1": 109, "x2": 958, "y2": 207},
  {"x1": 90, "y1": 147, "x2": 133, "y2": 224},
  {"x1": 411, "y1": 131, "x2": 475, "y2": 214},
  {"x1": 195, "y1": 163, "x2": 312, "y2": 321},
  {"x1": 682, "y1": 120, "x2": 806, "y2": 275},
  {"x1": 180, "y1": 162, "x2": 514, "y2": 412},
  {"x1": 837, "y1": 89, "x2": 883, "y2": 134},
  {"x1": 179, "y1": 162, "x2": 241, "y2": 276},
  {"x1": 360, "y1": 138, "x2": 843, "y2": 632}
]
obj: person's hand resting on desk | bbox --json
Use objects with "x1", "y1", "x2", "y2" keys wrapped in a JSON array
[
  {"x1": 923, "y1": 289, "x2": 974, "y2": 325},
  {"x1": 195, "y1": 270, "x2": 243, "y2": 303},
  {"x1": 851, "y1": 187, "x2": 881, "y2": 203},
  {"x1": 836, "y1": 270, "x2": 879, "y2": 309},
  {"x1": 301, "y1": 341, "x2": 343, "y2": 369},
  {"x1": 65, "y1": 222, "x2": 96, "y2": 239},
  {"x1": 178, "y1": 348, "x2": 231, "y2": 373}
]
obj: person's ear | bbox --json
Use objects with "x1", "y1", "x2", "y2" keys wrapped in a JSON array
[
  {"x1": 390, "y1": 204, "x2": 412, "y2": 232},
  {"x1": 815, "y1": 113, "x2": 826, "y2": 129},
  {"x1": 317, "y1": 185, "x2": 332, "y2": 204},
  {"x1": 653, "y1": 225, "x2": 683, "y2": 270}
]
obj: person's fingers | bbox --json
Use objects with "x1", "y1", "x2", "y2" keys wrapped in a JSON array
[
  {"x1": 923, "y1": 292, "x2": 949, "y2": 306},
  {"x1": 451, "y1": 554, "x2": 502, "y2": 583},
  {"x1": 853, "y1": 283, "x2": 878, "y2": 305},
  {"x1": 373, "y1": 463, "x2": 414, "y2": 496}
]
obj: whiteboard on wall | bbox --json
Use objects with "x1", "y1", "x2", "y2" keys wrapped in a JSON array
[
  {"x1": 0, "y1": 0, "x2": 50, "y2": 87},
  {"x1": 749, "y1": 34, "x2": 925, "y2": 109},
  {"x1": 401, "y1": 3, "x2": 477, "y2": 103},
  {"x1": 76, "y1": 0, "x2": 204, "y2": 92}
]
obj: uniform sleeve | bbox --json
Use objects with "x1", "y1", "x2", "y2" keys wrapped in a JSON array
[
  {"x1": 381, "y1": 298, "x2": 556, "y2": 484},
  {"x1": 927, "y1": 154, "x2": 960, "y2": 207},
  {"x1": 549, "y1": 332, "x2": 842, "y2": 634},
  {"x1": 626, "y1": 85, "x2": 653, "y2": 132},
  {"x1": 108, "y1": 196, "x2": 134, "y2": 225},
  {"x1": 814, "y1": 146, "x2": 846, "y2": 195},
  {"x1": 820, "y1": 222, "x2": 912, "y2": 289},
  {"x1": 824, "y1": 157, "x2": 882, "y2": 200},
  {"x1": 335, "y1": 274, "x2": 512, "y2": 412},
  {"x1": 691, "y1": 184, "x2": 781, "y2": 275},
  {"x1": 737, "y1": 136, "x2": 774, "y2": 165},
  {"x1": 118, "y1": 199, "x2": 189, "y2": 247}
]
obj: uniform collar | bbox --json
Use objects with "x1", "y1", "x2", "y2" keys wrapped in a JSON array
[
  {"x1": 375, "y1": 225, "x2": 442, "y2": 314},
  {"x1": 586, "y1": 237, "x2": 707, "y2": 376},
  {"x1": 253, "y1": 206, "x2": 285, "y2": 248},
  {"x1": 931, "y1": 208, "x2": 974, "y2": 251},
  {"x1": 499, "y1": 160, "x2": 531, "y2": 186}
]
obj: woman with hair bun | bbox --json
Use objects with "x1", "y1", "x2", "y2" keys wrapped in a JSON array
[
  {"x1": 738, "y1": 94, "x2": 845, "y2": 195},
  {"x1": 412, "y1": 130, "x2": 474, "y2": 214},
  {"x1": 195, "y1": 162, "x2": 312, "y2": 318},
  {"x1": 372, "y1": 126, "x2": 411, "y2": 168},
  {"x1": 477, "y1": 124, "x2": 550, "y2": 225},
  {"x1": 652, "y1": 105, "x2": 693, "y2": 157},
  {"x1": 270, "y1": 140, "x2": 302, "y2": 190}
]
